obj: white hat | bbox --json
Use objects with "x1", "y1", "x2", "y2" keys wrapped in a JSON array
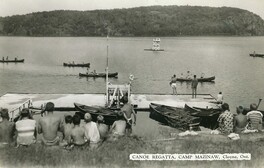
[{"x1": 84, "y1": 113, "x2": 92, "y2": 122}]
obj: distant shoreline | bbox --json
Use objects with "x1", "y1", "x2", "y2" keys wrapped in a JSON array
[
  {"x1": 0, "y1": 35, "x2": 264, "y2": 38},
  {"x1": 1, "y1": 6, "x2": 264, "y2": 37}
]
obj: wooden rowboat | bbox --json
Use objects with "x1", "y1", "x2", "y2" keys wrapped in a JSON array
[
  {"x1": 63, "y1": 63, "x2": 90, "y2": 67},
  {"x1": 0, "y1": 59, "x2": 24, "y2": 63},
  {"x1": 79, "y1": 72, "x2": 118, "y2": 78},
  {"x1": 74, "y1": 103, "x2": 118, "y2": 125},
  {"x1": 176, "y1": 76, "x2": 215, "y2": 82},
  {"x1": 149, "y1": 103, "x2": 201, "y2": 131}
]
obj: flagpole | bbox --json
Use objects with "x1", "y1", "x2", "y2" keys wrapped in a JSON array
[{"x1": 106, "y1": 35, "x2": 109, "y2": 107}]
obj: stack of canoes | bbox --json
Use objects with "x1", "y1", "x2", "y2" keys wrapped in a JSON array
[
  {"x1": 74, "y1": 103, "x2": 119, "y2": 125},
  {"x1": 149, "y1": 103, "x2": 201, "y2": 131},
  {"x1": 63, "y1": 62, "x2": 90, "y2": 67},
  {"x1": 184, "y1": 104, "x2": 222, "y2": 129},
  {"x1": 176, "y1": 76, "x2": 215, "y2": 82}
]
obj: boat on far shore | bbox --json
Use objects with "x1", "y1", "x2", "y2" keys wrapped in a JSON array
[
  {"x1": 79, "y1": 72, "x2": 118, "y2": 78},
  {"x1": 176, "y1": 76, "x2": 215, "y2": 82},
  {"x1": 63, "y1": 62, "x2": 90, "y2": 67},
  {"x1": 0, "y1": 59, "x2": 24, "y2": 63}
]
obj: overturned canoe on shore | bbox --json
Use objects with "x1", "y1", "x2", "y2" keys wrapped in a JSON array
[
  {"x1": 176, "y1": 76, "x2": 215, "y2": 82},
  {"x1": 0, "y1": 59, "x2": 24, "y2": 63},
  {"x1": 149, "y1": 103, "x2": 201, "y2": 131},
  {"x1": 63, "y1": 63, "x2": 90, "y2": 67},
  {"x1": 79, "y1": 72, "x2": 118, "y2": 78},
  {"x1": 184, "y1": 104, "x2": 221, "y2": 129},
  {"x1": 74, "y1": 103, "x2": 118, "y2": 125}
]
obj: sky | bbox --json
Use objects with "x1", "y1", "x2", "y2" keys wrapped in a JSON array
[{"x1": 0, "y1": 0, "x2": 264, "y2": 19}]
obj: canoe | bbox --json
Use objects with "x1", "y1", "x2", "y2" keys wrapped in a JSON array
[
  {"x1": 184, "y1": 104, "x2": 221, "y2": 129},
  {"x1": 176, "y1": 76, "x2": 215, "y2": 82},
  {"x1": 0, "y1": 59, "x2": 24, "y2": 63},
  {"x1": 249, "y1": 53, "x2": 264, "y2": 57},
  {"x1": 149, "y1": 103, "x2": 201, "y2": 131},
  {"x1": 79, "y1": 72, "x2": 118, "y2": 78},
  {"x1": 63, "y1": 63, "x2": 90, "y2": 67},
  {"x1": 74, "y1": 103, "x2": 118, "y2": 125}
]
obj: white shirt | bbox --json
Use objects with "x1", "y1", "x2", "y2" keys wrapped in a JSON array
[
  {"x1": 84, "y1": 121, "x2": 100, "y2": 143},
  {"x1": 16, "y1": 119, "x2": 36, "y2": 145},
  {"x1": 217, "y1": 94, "x2": 223, "y2": 103}
]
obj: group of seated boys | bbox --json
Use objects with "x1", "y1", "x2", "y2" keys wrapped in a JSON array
[
  {"x1": 216, "y1": 103, "x2": 263, "y2": 135},
  {"x1": 0, "y1": 101, "x2": 134, "y2": 149}
]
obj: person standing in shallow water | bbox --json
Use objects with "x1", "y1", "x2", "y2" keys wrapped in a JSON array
[
  {"x1": 191, "y1": 75, "x2": 198, "y2": 98},
  {"x1": 170, "y1": 74, "x2": 177, "y2": 95},
  {"x1": 121, "y1": 97, "x2": 136, "y2": 135}
]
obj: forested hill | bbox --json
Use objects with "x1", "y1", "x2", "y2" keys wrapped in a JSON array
[{"x1": 0, "y1": 5, "x2": 264, "y2": 36}]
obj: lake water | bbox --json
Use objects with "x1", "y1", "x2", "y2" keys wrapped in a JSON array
[{"x1": 0, "y1": 36, "x2": 264, "y2": 138}]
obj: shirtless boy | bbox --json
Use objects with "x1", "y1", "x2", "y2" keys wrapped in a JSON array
[
  {"x1": 234, "y1": 106, "x2": 247, "y2": 133},
  {"x1": 121, "y1": 98, "x2": 136, "y2": 135},
  {"x1": 69, "y1": 114, "x2": 86, "y2": 147},
  {"x1": 38, "y1": 102, "x2": 63, "y2": 146}
]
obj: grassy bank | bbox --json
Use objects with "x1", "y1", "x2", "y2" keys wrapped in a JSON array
[{"x1": 1, "y1": 131, "x2": 264, "y2": 168}]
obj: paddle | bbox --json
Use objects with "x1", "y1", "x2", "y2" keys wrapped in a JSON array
[{"x1": 256, "y1": 98, "x2": 262, "y2": 110}]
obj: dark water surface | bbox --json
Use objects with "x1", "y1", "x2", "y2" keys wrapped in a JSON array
[{"x1": 1, "y1": 36, "x2": 264, "y2": 137}]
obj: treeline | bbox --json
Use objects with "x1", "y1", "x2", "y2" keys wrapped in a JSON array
[{"x1": 0, "y1": 5, "x2": 264, "y2": 36}]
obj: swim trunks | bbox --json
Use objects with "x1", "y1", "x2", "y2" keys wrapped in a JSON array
[{"x1": 41, "y1": 136, "x2": 60, "y2": 146}]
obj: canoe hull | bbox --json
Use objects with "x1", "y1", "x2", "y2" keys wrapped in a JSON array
[
  {"x1": 0, "y1": 59, "x2": 24, "y2": 63},
  {"x1": 74, "y1": 103, "x2": 118, "y2": 125},
  {"x1": 63, "y1": 63, "x2": 90, "y2": 67},
  {"x1": 177, "y1": 76, "x2": 215, "y2": 82},
  {"x1": 79, "y1": 72, "x2": 118, "y2": 78},
  {"x1": 184, "y1": 104, "x2": 221, "y2": 129},
  {"x1": 249, "y1": 54, "x2": 264, "y2": 57},
  {"x1": 149, "y1": 103, "x2": 201, "y2": 131}
]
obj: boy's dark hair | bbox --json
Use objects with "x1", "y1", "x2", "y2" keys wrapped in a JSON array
[
  {"x1": 72, "y1": 114, "x2": 81, "y2": 125},
  {"x1": 20, "y1": 108, "x2": 32, "y2": 119},
  {"x1": 194, "y1": 75, "x2": 196, "y2": 78},
  {"x1": 65, "y1": 115, "x2": 73, "y2": 124},
  {"x1": 45, "y1": 102, "x2": 55, "y2": 112},
  {"x1": 117, "y1": 111, "x2": 124, "y2": 120},
  {"x1": 221, "y1": 103, "x2": 230, "y2": 111}
]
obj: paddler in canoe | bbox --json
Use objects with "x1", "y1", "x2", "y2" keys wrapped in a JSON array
[{"x1": 186, "y1": 71, "x2": 192, "y2": 79}]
